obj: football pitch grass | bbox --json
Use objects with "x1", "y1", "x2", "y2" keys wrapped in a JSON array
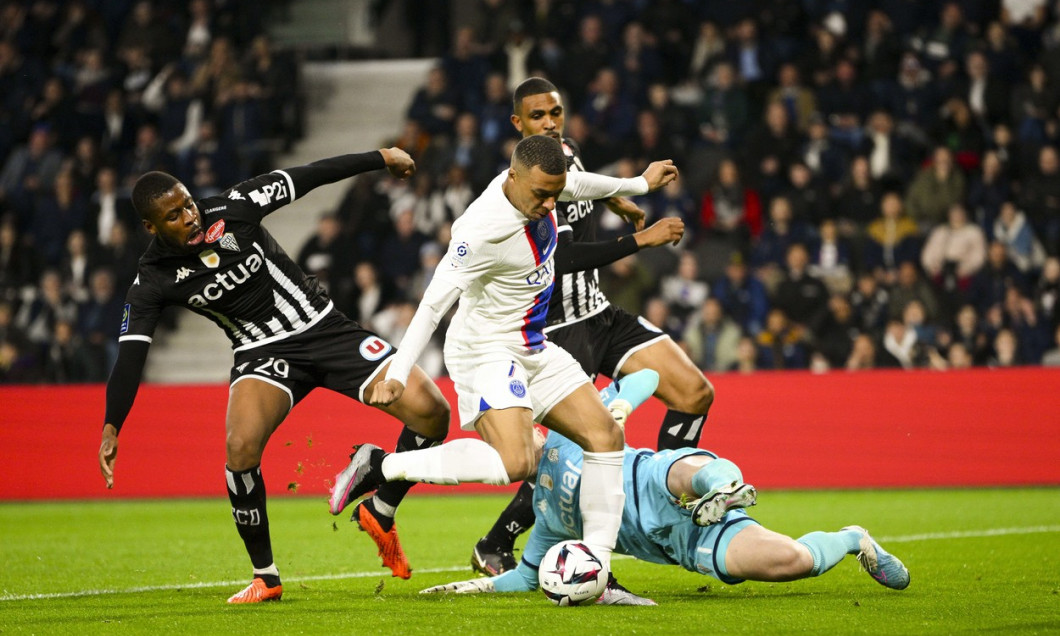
[{"x1": 2, "y1": 489, "x2": 1058, "y2": 634}]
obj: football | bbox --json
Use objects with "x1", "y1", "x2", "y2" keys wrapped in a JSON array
[{"x1": 538, "y1": 540, "x2": 609, "y2": 606}]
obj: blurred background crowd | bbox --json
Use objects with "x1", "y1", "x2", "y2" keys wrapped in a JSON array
[{"x1": 4, "y1": 0, "x2": 1060, "y2": 383}]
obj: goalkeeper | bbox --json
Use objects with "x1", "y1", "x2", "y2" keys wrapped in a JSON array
[{"x1": 422, "y1": 370, "x2": 910, "y2": 605}]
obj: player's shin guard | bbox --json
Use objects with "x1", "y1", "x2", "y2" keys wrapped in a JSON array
[
  {"x1": 691, "y1": 458, "x2": 743, "y2": 496},
  {"x1": 381, "y1": 438, "x2": 511, "y2": 485},
  {"x1": 579, "y1": 450, "x2": 625, "y2": 566},
  {"x1": 657, "y1": 409, "x2": 707, "y2": 450},
  {"x1": 226, "y1": 465, "x2": 279, "y2": 585},
  {"x1": 796, "y1": 529, "x2": 865, "y2": 576},
  {"x1": 369, "y1": 428, "x2": 445, "y2": 531},
  {"x1": 483, "y1": 480, "x2": 537, "y2": 550}
]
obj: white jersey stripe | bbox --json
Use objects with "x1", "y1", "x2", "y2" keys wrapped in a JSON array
[
  {"x1": 202, "y1": 308, "x2": 251, "y2": 345},
  {"x1": 254, "y1": 243, "x2": 319, "y2": 322},
  {"x1": 238, "y1": 318, "x2": 269, "y2": 341},
  {"x1": 272, "y1": 289, "x2": 307, "y2": 330},
  {"x1": 265, "y1": 317, "x2": 284, "y2": 335},
  {"x1": 232, "y1": 301, "x2": 334, "y2": 352}
]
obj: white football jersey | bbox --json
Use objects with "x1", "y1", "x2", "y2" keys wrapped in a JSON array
[{"x1": 436, "y1": 172, "x2": 557, "y2": 354}]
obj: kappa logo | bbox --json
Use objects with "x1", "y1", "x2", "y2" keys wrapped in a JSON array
[
  {"x1": 248, "y1": 181, "x2": 288, "y2": 208},
  {"x1": 219, "y1": 232, "x2": 240, "y2": 252},
  {"x1": 175, "y1": 266, "x2": 193, "y2": 282},
  {"x1": 537, "y1": 499, "x2": 549, "y2": 515},
  {"x1": 205, "y1": 219, "x2": 226, "y2": 243},
  {"x1": 227, "y1": 190, "x2": 245, "y2": 200}
]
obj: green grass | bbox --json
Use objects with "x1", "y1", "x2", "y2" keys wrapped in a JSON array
[{"x1": 2, "y1": 489, "x2": 1059, "y2": 634}]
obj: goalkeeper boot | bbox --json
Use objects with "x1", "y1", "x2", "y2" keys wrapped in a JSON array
[
  {"x1": 354, "y1": 501, "x2": 412, "y2": 579},
  {"x1": 686, "y1": 482, "x2": 757, "y2": 527},
  {"x1": 471, "y1": 536, "x2": 517, "y2": 576},
  {"x1": 329, "y1": 444, "x2": 385, "y2": 515},
  {"x1": 596, "y1": 574, "x2": 657, "y2": 606},
  {"x1": 226, "y1": 577, "x2": 282, "y2": 604},
  {"x1": 842, "y1": 525, "x2": 910, "y2": 590}
]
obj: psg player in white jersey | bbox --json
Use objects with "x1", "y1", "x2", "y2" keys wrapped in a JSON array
[
  {"x1": 328, "y1": 135, "x2": 679, "y2": 572},
  {"x1": 97, "y1": 148, "x2": 452, "y2": 603}
]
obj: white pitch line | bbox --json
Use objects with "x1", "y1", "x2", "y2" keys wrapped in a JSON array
[{"x1": 3, "y1": 525, "x2": 1059, "y2": 603}]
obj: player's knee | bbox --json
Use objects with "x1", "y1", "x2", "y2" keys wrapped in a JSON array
[
  {"x1": 499, "y1": 447, "x2": 536, "y2": 481},
  {"x1": 669, "y1": 375, "x2": 714, "y2": 414},
  {"x1": 226, "y1": 431, "x2": 264, "y2": 470},
  {"x1": 579, "y1": 419, "x2": 625, "y2": 453},
  {"x1": 772, "y1": 540, "x2": 814, "y2": 579},
  {"x1": 424, "y1": 398, "x2": 451, "y2": 439}
]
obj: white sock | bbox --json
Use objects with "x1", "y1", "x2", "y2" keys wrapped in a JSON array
[
  {"x1": 253, "y1": 563, "x2": 279, "y2": 577},
  {"x1": 380, "y1": 438, "x2": 511, "y2": 486},
  {"x1": 579, "y1": 450, "x2": 625, "y2": 566}
]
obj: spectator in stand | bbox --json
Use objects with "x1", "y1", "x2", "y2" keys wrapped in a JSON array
[
  {"x1": 966, "y1": 150, "x2": 1012, "y2": 229},
  {"x1": 935, "y1": 97, "x2": 985, "y2": 168},
  {"x1": 561, "y1": 14, "x2": 612, "y2": 109},
  {"x1": 76, "y1": 267, "x2": 122, "y2": 373},
  {"x1": 742, "y1": 101, "x2": 800, "y2": 200},
  {"x1": 755, "y1": 308, "x2": 808, "y2": 370},
  {"x1": 993, "y1": 201, "x2": 1046, "y2": 274},
  {"x1": 442, "y1": 26, "x2": 490, "y2": 115},
  {"x1": 881, "y1": 53, "x2": 937, "y2": 144},
  {"x1": 1002, "y1": 286, "x2": 1049, "y2": 363},
  {"x1": 28, "y1": 76, "x2": 79, "y2": 151},
  {"x1": 682, "y1": 297, "x2": 741, "y2": 374},
  {"x1": 96, "y1": 221, "x2": 142, "y2": 293},
  {"x1": 921, "y1": 203, "x2": 987, "y2": 303},
  {"x1": 845, "y1": 333, "x2": 879, "y2": 370},
  {"x1": 981, "y1": 21, "x2": 1023, "y2": 82},
  {"x1": 800, "y1": 22, "x2": 842, "y2": 90},
  {"x1": 726, "y1": 18, "x2": 776, "y2": 100},
  {"x1": 377, "y1": 208, "x2": 427, "y2": 294},
  {"x1": 642, "y1": 174, "x2": 698, "y2": 244},
  {"x1": 712, "y1": 252, "x2": 769, "y2": 336},
  {"x1": 835, "y1": 156, "x2": 883, "y2": 233},
  {"x1": 406, "y1": 66, "x2": 460, "y2": 139},
  {"x1": 969, "y1": 240, "x2": 1027, "y2": 315},
  {"x1": 1041, "y1": 324, "x2": 1060, "y2": 366},
  {"x1": 1001, "y1": 0, "x2": 1048, "y2": 59},
  {"x1": 850, "y1": 271, "x2": 890, "y2": 338},
  {"x1": 1018, "y1": 145, "x2": 1060, "y2": 255},
  {"x1": 687, "y1": 21, "x2": 726, "y2": 86},
  {"x1": 600, "y1": 254, "x2": 656, "y2": 316},
  {"x1": 120, "y1": 123, "x2": 171, "y2": 189},
  {"x1": 906, "y1": 147, "x2": 967, "y2": 230},
  {"x1": 782, "y1": 161, "x2": 832, "y2": 227},
  {"x1": 956, "y1": 51, "x2": 1010, "y2": 129},
  {"x1": 625, "y1": 110, "x2": 682, "y2": 173},
  {"x1": 611, "y1": 20, "x2": 663, "y2": 104},
  {"x1": 700, "y1": 158, "x2": 762, "y2": 248},
  {"x1": 296, "y1": 214, "x2": 351, "y2": 296},
  {"x1": 814, "y1": 294, "x2": 859, "y2": 368},
  {"x1": 15, "y1": 269, "x2": 77, "y2": 348},
  {"x1": 658, "y1": 251, "x2": 709, "y2": 327},
  {"x1": 800, "y1": 114, "x2": 847, "y2": 186},
  {"x1": 339, "y1": 261, "x2": 396, "y2": 331},
  {"x1": 0, "y1": 216, "x2": 37, "y2": 303},
  {"x1": 59, "y1": 229, "x2": 97, "y2": 303},
  {"x1": 436, "y1": 112, "x2": 494, "y2": 193},
  {"x1": 643, "y1": 296, "x2": 683, "y2": 340},
  {"x1": 808, "y1": 218, "x2": 854, "y2": 294},
  {"x1": 889, "y1": 261, "x2": 941, "y2": 323},
  {"x1": 914, "y1": 2, "x2": 971, "y2": 75},
  {"x1": 861, "y1": 10, "x2": 902, "y2": 88},
  {"x1": 644, "y1": 83, "x2": 694, "y2": 155},
  {"x1": 751, "y1": 196, "x2": 809, "y2": 286},
  {"x1": 0, "y1": 125, "x2": 63, "y2": 226},
  {"x1": 476, "y1": 72, "x2": 515, "y2": 151},
  {"x1": 861, "y1": 110, "x2": 915, "y2": 188},
  {"x1": 191, "y1": 37, "x2": 242, "y2": 111},
  {"x1": 768, "y1": 63, "x2": 817, "y2": 133},
  {"x1": 1035, "y1": 256, "x2": 1060, "y2": 332},
  {"x1": 31, "y1": 170, "x2": 88, "y2": 268},
  {"x1": 818, "y1": 59, "x2": 872, "y2": 149},
  {"x1": 773, "y1": 243, "x2": 830, "y2": 333},
  {"x1": 1009, "y1": 64, "x2": 1056, "y2": 148},
  {"x1": 988, "y1": 327, "x2": 1020, "y2": 367},
  {"x1": 731, "y1": 335, "x2": 758, "y2": 373},
  {"x1": 580, "y1": 67, "x2": 637, "y2": 153},
  {"x1": 695, "y1": 61, "x2": 750, "y2": 149}
]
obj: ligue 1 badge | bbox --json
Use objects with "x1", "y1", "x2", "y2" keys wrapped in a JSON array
[
  {"x1": 219, "y1": 232, "x2": 240, "y2": 252},
  {"x1": 199, "y1": 249, "x2": 221, "y2": 268}
]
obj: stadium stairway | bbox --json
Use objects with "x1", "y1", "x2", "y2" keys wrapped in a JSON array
[{"x1": 144, "y1": 58, "x2": 434, "y2": 383}]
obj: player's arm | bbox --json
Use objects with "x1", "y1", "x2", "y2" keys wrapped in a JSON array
[
  {"x1": 99, "y1": 340, "x2": 151, "y2": 488},
  {"x1": 553, "y1": 217, "x2": 685, "y2": 275},
  {"x1": 420, "y1": 527, "x2": 554, "y2": 595},
  {"x1": 604, "y1": 196, "x2": 645, "y2": 230},
  {"x1": 560, "y1": 160, "x2": 678, "y2": 202}
]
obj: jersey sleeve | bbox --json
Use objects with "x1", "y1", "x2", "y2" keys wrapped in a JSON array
[
  {"x1": 430, "y1": 227, "x2": 497, "y2": 291},
  {"x1": 219, "y1": 171, "x2": 298, "y2": 221},
  {"x1": 118, "y1": 272, "x2": 165, "y2": 344},
  {"x1": 560, "y1": 171, "x2": 649, "y2": 202}
]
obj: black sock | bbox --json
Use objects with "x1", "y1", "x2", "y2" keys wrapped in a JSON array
[
  {"x1": 483, "y1": 480, "x2": 537, "y2": 551},
  {"x1": 226, "y1": 465, "x2": 279, "y2": 586},
  {"x1": 369, "y1": 427, "x2": 444, "y2": 532},
  {"x1": 657, "y1": 409, "x2": 707, "y2": 450}
]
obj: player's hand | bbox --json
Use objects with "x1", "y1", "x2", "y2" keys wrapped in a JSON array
[
  {"x1": 605, "y1": 197, "x2": 646, "y2": 231},
  {"x1": 420, "y1": 577, "x2": 497, "y2": 595},
  {"x1": 367, "y1": 378, "x2": 406, "y2": 407},
  {"x1": 634, "y1": 217, "x2": 685, "y2": 248},
  {"x1": 99, "y1": 423, "x2": 119, "y2": 489},
  {"x1": 380, "y1": 147, "x2": 416, "y2": 179},
  {"x1": 641, "y1": 160, "x2": 679, "y2": 192}
]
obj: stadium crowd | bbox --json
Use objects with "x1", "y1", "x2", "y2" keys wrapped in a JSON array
[{"x1": 5, "y1": 0, "x2": 1060, "y2": 383}]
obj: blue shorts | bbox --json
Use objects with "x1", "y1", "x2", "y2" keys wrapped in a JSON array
[{"x1": 627, "y1": 447, "x2": 759, "y2": 584}]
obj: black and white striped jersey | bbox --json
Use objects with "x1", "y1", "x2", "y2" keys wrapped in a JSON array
[
  {"x1": 546, "y1": 139, "x2": 611, "y2": 330},
  {"x1": 119, "y1": 170, "x2": 334, "y2": 352}
]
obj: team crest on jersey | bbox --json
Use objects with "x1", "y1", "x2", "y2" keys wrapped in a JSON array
[
  {"x1": 538, "y1": 473, "x2": 553, "y2": 491},
  {"x1": 120, "y1": 304, "x2": 130, "y2": 334},
  {"x1": 199, "y1": 250, "x2": 220, "y2": 268},
  {"x1": 509, "y1": 379, "x2": 526, "y2": 398},
  {"x1": 205, "y1": 219, "x2": 226, "y2": 243},
  {"x1": 450, "y1": 241, "x2": 472, "y2": 267},
  {"x1": 359, "y1": 336, "x2": 392, "y2": 361},
  {"x1": 547, "y1": 448, "x2": 559, "y2": 463},
  {"x1": 219, "y1": 232, "x2": 240, "y2": 252},
  {"x1": 536, "y1": 221, "x2": 550, "y2": 240}
]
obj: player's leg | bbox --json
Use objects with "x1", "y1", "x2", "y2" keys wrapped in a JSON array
[
  {"x1": 618, "y1": 337, "x2": 714, "y2": 450},
  {"x1": 346, "y1": 363, "x2": 450, "y2": 579},
  {"x1": 540, "y1": 383, "x2": 625, "y2": 563},
  {"x1": 224, "y1": 377, "x2": 291, "y2": 603},
  {"x1": 666, "y1": 453, "x2": 757, "y2": 526}
]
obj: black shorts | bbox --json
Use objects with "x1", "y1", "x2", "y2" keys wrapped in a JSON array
[
  {"x1": 545, "y1": 304, "x2": 668, "y2": 380},
  {"x1": 229, "y1": 310, "x2": 396, "y2": 408}
]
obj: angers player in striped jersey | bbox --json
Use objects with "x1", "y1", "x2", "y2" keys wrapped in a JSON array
[
  {"x1": 97, "y1": 149, "x2": 451, "y2": 603},
  {"x1": 470, "y1": 78, "x2": 715, "y2": 586}
]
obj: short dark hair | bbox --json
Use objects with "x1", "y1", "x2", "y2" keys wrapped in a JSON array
[
  {"x1": 132, "y1": 171, "x2": 181, "y2": 219},
  {"x1": 513, "y1": 77, "x2": 558, "y2": 114},
  {"x1": 512, "y1": 135, "x2": 566, "y2": 176}
]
